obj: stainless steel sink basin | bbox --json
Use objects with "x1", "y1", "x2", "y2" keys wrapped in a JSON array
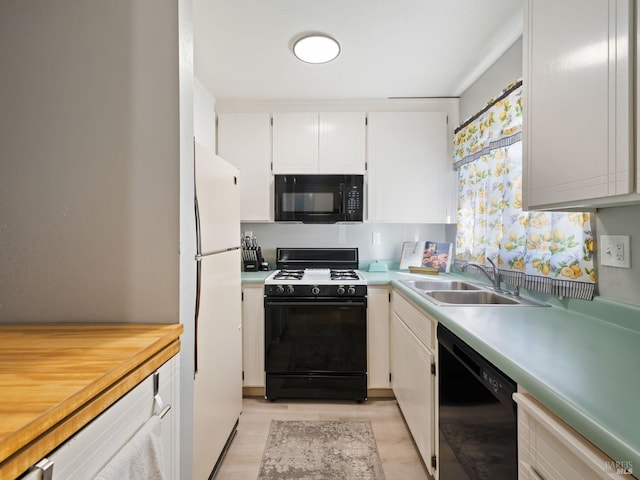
[
  {"x1": 400, "y1": 278, "x2": 548, "y2": 306},
  {"x1": 424, "y1": 289, "x2": 548, "y2": 307},
  {"x1": 426, "y1": 290, "x2": 519, "y2": 305},
  {"x1": 401, "y1": 279, "x2": 481, "y2": 291}
]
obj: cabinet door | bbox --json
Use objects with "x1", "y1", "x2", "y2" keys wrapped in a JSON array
[
  {"x1": 368, "y1": 111, "x2": 453, "y2": 223},
  {"x1": 242, "y1": 285, "x2": 265, "y2": 388},
  {"x1": 367, "y1": 286, "x2": 390, "y2": 389},
  {"x1": 515, "y1": 392, "x2": 631, "y2": 480},
  {"x1": 217, "y1": 113, "x2": 273, "y2": 222},
  {"x1": 272, "y1": 113, "x2": 319, "y2": 173},
  {"x1": 390, "y1": 311, "x2": 436, "y2": 477},
  {"x1": 319, "y1": 112, "x2": 366, "y2": 174},
  {"x1": 523, "y1": 0, "x2": 634, "y2": 209},
  {"x1": 21, "y1": 356, "x2": 180, "y2": 480}
]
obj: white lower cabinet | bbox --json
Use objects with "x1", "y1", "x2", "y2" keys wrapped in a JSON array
[
  {"x1": 367, "y1": 286, "x2": 390, "y2": 390},
  {"x1": 242, "y1": 284, "x2": 265, "y2": 388},
  {"x1": 514, "y1": 392, "x2": 630, "y2": 480},
  {"x1": 390, "y1": 291, "x2": 437, "y2": 477},
  {"x1": 21, "y1": 354, "x2": 180, "y2": 480}
]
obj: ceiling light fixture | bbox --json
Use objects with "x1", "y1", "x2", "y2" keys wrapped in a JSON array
[{"x1": 293, "y1": 34, "x2": 340, "y2": 64}]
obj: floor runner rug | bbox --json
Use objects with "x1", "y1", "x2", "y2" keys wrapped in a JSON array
[{"x1": 257, "y1": 420, "x2": 386, "y2": 480}]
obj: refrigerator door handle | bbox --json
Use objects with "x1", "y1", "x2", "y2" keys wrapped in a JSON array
[
  {"x1": 194, "y1": 194, "x2": 202, "y2": 258},
  {"x1": 194, "y1": 256, "x2": 202, "y2": 377}
]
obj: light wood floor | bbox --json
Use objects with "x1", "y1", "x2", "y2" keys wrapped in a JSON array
[{"x1": 214, "y1": 396, "x2": 432, "y2": 480}]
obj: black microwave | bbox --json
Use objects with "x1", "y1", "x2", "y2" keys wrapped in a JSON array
[{"x1": 274, "y1": 174, "x2": 364, "y2": 223}]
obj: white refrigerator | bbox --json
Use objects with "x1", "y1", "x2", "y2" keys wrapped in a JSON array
[{"x1": 193, "y1": 142, "x2": 243, "y2": 479}]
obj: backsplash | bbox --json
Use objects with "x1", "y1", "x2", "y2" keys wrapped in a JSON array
[
  {"x1": 241, "y1": 223, "x2": 455, "y2": 269},
  {"x1": 594, "y1": 205, "x2": 640, "y2": 307}
]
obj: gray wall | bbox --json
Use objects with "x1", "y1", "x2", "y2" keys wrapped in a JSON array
[
  {"x1": 242, "y1": 223, "x2": 449, "y2": 269},
  {"x1": 459, "y1": 36, "x2": 640, "y2": 307},
  {"x1": 0, "y1": 1, "x2": 181, "y2": 323},
  {"x1": 459, "y1": 37, "x2": 523, "y2": 122}
]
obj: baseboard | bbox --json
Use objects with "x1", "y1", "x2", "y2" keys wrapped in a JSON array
[
  {"x1": 243, "y1": 386, "x2": 265, "y2": 397},
  {"x1": 367, "y1": 388, "x2": 394, "y2": 398},
  {"x1": 242, "y1": 386, "x2": 394, "y2": 399}
]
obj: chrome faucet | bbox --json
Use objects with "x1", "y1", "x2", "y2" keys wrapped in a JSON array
[{"x1": 461, "y1": 258, "x2": 501, "y2": 291}]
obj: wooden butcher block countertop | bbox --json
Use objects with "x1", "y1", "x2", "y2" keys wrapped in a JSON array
[{"x1": 0, "y1": 323, "x2": 183, "y2": 479}]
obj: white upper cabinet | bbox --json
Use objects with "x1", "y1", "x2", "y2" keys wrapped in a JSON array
[
  {"x1": 523, "y1": 0, "x2": 636, "y2": 210},
  {"x1": 319, "y1": 112, "x2": 366, "y2": 173},
  {"x1": 217, "y1": 113, "x2": 273, "y2": 222},
  {"x1": 367, "y1": 111, "x2": 455, "y2": 223},
  {"x1": 272, "y1": 112, "x2": 366, "y2": 174},
  {"x1": 272, "y1": 113, "x2": 319, "y2": 174}
]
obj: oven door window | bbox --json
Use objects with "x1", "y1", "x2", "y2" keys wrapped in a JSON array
[{"x1": 265, "y1": 301, "x2": 366, "y2": 374}]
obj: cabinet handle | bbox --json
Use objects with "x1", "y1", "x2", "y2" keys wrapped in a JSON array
[
  {"x1": 35, "y1": 458, "x2": 54, "y2": 480},
  {"x1": 521, "y1": 462, "x2": 545, "y2": 480}
]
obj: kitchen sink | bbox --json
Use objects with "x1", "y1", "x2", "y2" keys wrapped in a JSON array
[
  {"x1": 427, "y1": 290, "x2": 518, "y2": 305},
  {"x1": 424, "y1": 289, "x2": 548, "y2": 307},
  {"x1": 400, "y1": 278, "x2": 549, "y2": 307},
  {"x1": 400, "y1": 279, "x2": 481, "y2": 291}
]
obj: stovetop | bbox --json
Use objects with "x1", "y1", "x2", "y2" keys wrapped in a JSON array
[
  {"x1": 265, "y1": 247, "x2": 366, "y2": 297},
  {"x1": 266, "y1": 268, "x2": 366, "y2": 285},
  {"x1": 264, "y1": 268, "x2": 367, "y2": 298}
]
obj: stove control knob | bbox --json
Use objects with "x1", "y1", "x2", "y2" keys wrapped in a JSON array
[
  {"x1": 286, "y1": 285, "x2": 295, "y2": 294},
  {"x1": 311, "y1": 286, "x2": 320, "y2": 296},
  {"x1": 276, "y1": 285, "x2": 285, "y2": 294},
  {"x1": 347, "y1": 287, "x2": 356, "y2": 295},
  {"x1": 337, "y1": 286, "x2": 346, "y2": 295}
]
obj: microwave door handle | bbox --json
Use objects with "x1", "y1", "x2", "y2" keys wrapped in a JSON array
[{"x1": 339, "y1": 183, "x2": 345, "y2": 215}]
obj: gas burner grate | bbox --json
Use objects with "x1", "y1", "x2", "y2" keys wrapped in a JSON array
[
  {"x1": 273, "y1": 269, "x2": 305, "y2": 281},
  {"x1": 330, "y1": 269, "x2": 360, "y2": 281}
]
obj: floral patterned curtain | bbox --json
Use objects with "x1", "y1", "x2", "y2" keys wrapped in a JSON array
[{"x1": 453, "y1": 81, "x2": 595, "y2": 300}]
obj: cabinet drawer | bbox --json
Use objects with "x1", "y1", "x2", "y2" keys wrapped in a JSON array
[
  {"x1": 515, "y1": 392, "x2": 630, "y2": 480},
  {"x1": 391, "y1": 290, "x2": 435, "y2": 349}
]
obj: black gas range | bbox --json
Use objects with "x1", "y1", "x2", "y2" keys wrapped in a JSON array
[{"x1": 263, "y1": 248, "x2": 368, "y2": 402}]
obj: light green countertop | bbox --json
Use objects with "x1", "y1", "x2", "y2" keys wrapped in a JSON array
[
  {"x1": 242, "y1": 269, "x2": 640, "y2": 469},
  {"x1": 241, "y1": 271, "x2": 273, "y2": 284}
]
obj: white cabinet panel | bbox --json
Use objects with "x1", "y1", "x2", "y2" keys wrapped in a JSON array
[
  {"x1": 368, "y1": 111, "x2": 454, "y2": 223},
  {"x1": 217, "y1": 113, "x2": 273, "y2": 222},
  {"x1": 273, "y1": 112, "x2": 366, "y2": 174},
  {"x1": 367, "y1": 286, "x2": 390, "y2": 389},
  {"x1": 523, "y1": 0, "x2": 635, "y2": 209},
  {"x1": 390, "y1": 311, "x2": 436, "y2": 477},
  {"x1": 242, "y1": 284, "x2": 265, "y2": 388},
  {"x1": 21, "y1": 356, "x2": 180, "y2": 480},
  {"x1": 272, "y1": 113, "x2": 319, "y2": 174},
  {"x1": 319, "y1": 112, "x2": 366, "y2": 174},
  {"x1": 515, "y1": 392, "x2": 630, "y2": 480},
  {"x1": 390, "y1": 291, "x2": 437, "y2": 477}
]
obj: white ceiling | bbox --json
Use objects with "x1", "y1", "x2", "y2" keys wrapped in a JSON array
[{"x1": 194, "y1": 0, "x2": 523, "y2": 101}]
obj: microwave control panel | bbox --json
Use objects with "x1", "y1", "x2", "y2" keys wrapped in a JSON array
[{"x1": 345, "y1": 186, "x2": 361, "y2": 216}]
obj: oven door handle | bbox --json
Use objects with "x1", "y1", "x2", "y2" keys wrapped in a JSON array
[{"x1": 265, "y1": 300, "x2": 367, "y2": 308}]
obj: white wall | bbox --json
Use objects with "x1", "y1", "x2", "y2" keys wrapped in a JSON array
[
  {"x1": 194, "y1": 78, "x2": 217, "y2": 151},
  {"x1": 179, "y1": 1, "x2": 196, "y2": 479},
  {"x1": 459, "y1": 37, "x2": 523, "y2": 122},
  {"x1": 459, "y1": 35, "x2": 640, "y2": 307},
  {"x1": 0, "y1": 1, "x2": 182, "y2": 323}
]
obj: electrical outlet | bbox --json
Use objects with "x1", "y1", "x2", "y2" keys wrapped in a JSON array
[
  {"x1": 600, "y1": 235, "x2": 631, "y2": 268},
  {"x1": 372, "y1": 232, "x2": 381, "y2": 245}
]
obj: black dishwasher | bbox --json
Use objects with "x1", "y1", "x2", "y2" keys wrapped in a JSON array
[{"x1": 438, "y1": 325, "x2": 517, "y2": 480}]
